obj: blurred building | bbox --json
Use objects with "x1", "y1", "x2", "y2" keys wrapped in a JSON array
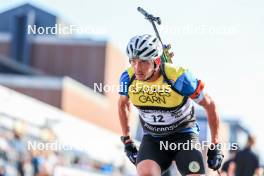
[{"x1": 0, "y1": 3, "x2": 134, "y2": 135}]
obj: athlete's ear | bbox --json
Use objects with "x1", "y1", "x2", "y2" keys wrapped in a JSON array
[
  {"x1": 154, "y1": 57, "x2": 161, "y2": 69},
  {"x1": 155, "y1": 57, "x2": 161, "y2": 66}
]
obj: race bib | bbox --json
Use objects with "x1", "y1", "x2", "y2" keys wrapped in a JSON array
[
  {"x1": 139, "y1": 99, "x2": 196, "y2": 136},
  {"x1": 139, "y1": 99, "x2": 194, "y2": 125}
]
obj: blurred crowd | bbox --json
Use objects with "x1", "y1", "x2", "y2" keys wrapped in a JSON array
[{"x1": 0, "y1": 126, "x2": 124, "y2": 176}]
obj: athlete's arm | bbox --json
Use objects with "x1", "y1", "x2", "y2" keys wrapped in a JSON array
[
  {"x1": 172, "y1": 67, "x2": 220, "y2": 143},
  {"x1": 198, "y1": 93, "x2": 220, "y2": 144},
  {"x1": 118, "y1": 94, "x2": 138, "y2": 166},
  {"x1": 118, "y1": 95, "x2": 131, "y2": 136},
  {"x1": 118, "y1": 70, "x2": 132, "y2": 136}
]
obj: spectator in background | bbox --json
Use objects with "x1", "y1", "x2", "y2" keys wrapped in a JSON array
[
  {"x1": 221, "y1": 147, "x2": 238, "y2": 176},
  {"x1": 234, "y1": 134, "x2": 262, "y2": 176},
  {"x1": 9, "y1": 130, "x2": 27, "y2": 176},
  {"x1": 31, "y1": 150, "x2": 40, "y2": 176},
  {"x1": 0, "y1": 160, "x2": 6, "y2": 176}
]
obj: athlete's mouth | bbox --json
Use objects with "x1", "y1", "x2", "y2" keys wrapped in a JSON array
[{"x1": 135, "y1": 73, "x2": 144, "y2": 77}]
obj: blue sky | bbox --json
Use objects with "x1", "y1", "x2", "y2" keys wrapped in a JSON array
[{"x1": 1, "y1": 0, "x2": 264, "y2": 162}]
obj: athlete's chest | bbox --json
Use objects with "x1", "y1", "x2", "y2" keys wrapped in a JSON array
[{"x1": 128, "y1": 76, "x2": 184, "y2": 108}]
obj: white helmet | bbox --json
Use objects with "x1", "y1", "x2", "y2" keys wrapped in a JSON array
[{"x1": 126, "y1": 34, "x2": 163, "y2": 60}]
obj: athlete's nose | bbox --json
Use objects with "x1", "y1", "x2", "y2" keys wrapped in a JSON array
[{"x1": 134, "y1": 61, "x2": 142, "y2": 72}]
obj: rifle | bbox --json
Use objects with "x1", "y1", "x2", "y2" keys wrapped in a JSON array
[{"x1": 137, "y1": 7, "x2": 174, "y2": 63}]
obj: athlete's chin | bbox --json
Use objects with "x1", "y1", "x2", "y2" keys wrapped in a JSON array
[{"x1": 135, "y1": 75, "x2": 145, "y2": 81}]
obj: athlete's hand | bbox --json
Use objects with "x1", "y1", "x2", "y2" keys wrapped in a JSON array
[
  {"x1": 207, "y1": 143, "x2": 224, "y2": 170},
  {"x1": 121, "y1": 136, "x2": 138, "y2": 165}
]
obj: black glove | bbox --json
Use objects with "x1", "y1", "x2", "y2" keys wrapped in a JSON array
[
  {"x1": 207, "y1": 143, "x2": 224, "y2": 170},
  {"x1": 121, "y1": 136, "x2": 138, "y2": 165}
]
